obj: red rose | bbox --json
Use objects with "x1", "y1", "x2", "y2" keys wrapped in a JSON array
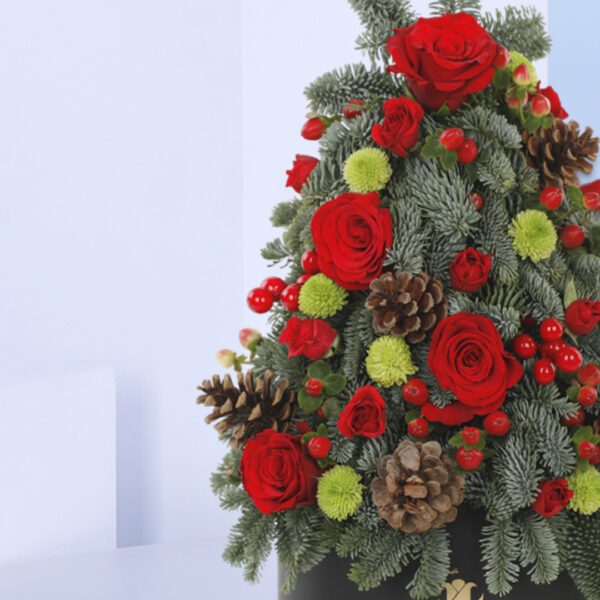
[
  {"x1": 450, "y1": 247, "x2": 492, "y2": 293},
  {"x1": 311, "y1": 192, "x2": 393, "y2": 291},
  {"x1": 278, "y1": 316, "x2": 337, "y2": 360},
  {"x1": 387, "y1": 13, "x2": 501, "y2": 111},
  {"x1": 240, "y1": 429, "x2": 321, "y2": 515},
  {"x1": 286, "y1": 154, "x2": 319, "y2": 194},
  {"x1": 538, "y1": 85, "x2": 568, "y2": 119},
  {"x1": 423, "y1": 313, "x2": 523, "y2": 425},
  {"x1": 338, "y1": 386, "x2": 386, "y2": 439},
  {"x1": 372, "y1": 97, "x2": 424, "y2": 157},
  {"x1": 532, "y1": 479, "x2": 573, "y2": 518},
  {"x1": 566, "y1": 299, "x2": 600, "y2": 335}
]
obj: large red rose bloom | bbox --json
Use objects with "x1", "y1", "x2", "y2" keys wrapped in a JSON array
[
  {"x1": 240, "y1": 429, "x2": 321, "y2": 515},
  {"x1": 372, "y1": 97, "x2": 424, "y2": 157},
  {"x1": 423, "y1": 313, "x2": 523, "y2": 425},
  {"x1": 311, "y1": 192, "x2": 393, "y2": 291},
  {"x1": 387, "y1": 13, "x2": 501, "y2": 111}
]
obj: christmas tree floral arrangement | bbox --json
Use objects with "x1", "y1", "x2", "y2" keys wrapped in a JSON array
[{"x1": 198, "y1": 1, "x2": 600, "y2": 598}]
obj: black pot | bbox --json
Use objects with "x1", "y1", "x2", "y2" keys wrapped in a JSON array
[{"x1": 279, "y1": 509, "x2": 581, "y2": 600}]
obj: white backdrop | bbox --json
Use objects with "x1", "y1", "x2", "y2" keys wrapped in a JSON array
[{"x1": 0, "y1": 0, "x2": 548, "y2": 554}]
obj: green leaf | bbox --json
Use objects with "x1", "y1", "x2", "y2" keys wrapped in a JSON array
[
  {"x1": 493, "y1": 68, "x2": 512, "y2": 90},
  {"x1": 564, "y1": 278, "x2": 578, "y2": 308},
  {"x1": 302, "y1": 431, "x2": 318, "y2": 444},
  {"x1": 307, "y1": 361, "x2": 331, "y2": 380},
  {"x1": 525, "y1": 114, "x2": 541, "y2": 133},
  {"x1": 322, "y1": 397, "x2": 342, "y2": 420},
  {"x1": 567, "y1": 382, "x2": 581, "y2": 402},
  {"x1": 573, "y1": 426, "x2": 595, "y2": 445},
  {"x1": 566, "y1": 185, "x2": 585, "y2": 209},
  {"x1": 421, "y1": 134, "x2": 443, "y2": 159},
  {"x1": 405, "y1": 409, "x2": 420, "y2": 424},
  {"x1": 439, "y1": 149, "x2": 457, "y2": 171},
  {"x1": 590, "y1": 226, "x2": 600, "y2": 253},
  {"x1": 298, "y1": 388, "x2": 324, "y2": 412},
  {"x1": 323, "y1": 373, "x2": 347, "y2": 396},
  {"x1": 316, "y1": 423, "x2": 328, "y2": 437},
  {"x1": 449, "y1": 433, "x2": 464, "y2": 448}
]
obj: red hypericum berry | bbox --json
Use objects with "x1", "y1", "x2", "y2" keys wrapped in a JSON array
[
  {"x1": 343, "y1": 99, "x2": 365, "y2": 119},
  {"x1": 301, "y1": 117, "x2": 326, "y2": 141},
  {"x1": 578, "y1": 386, "x2": 599, "y2": 408},
  {"x1": 296, "y1": 273, "x2": 312, "y2": 285},
  {"x1": 305, "y1": 378, "x2": 324, "y2": 398},
  {"x1": 513, "y1": 333, "x2": 538, "y2": 360},
  {"x1": 456, "y1": 447, "x2": 484, "y2": 471},
  {"x1": 556, "y1": 346, "x2": 584, "y2": 373},
  {"x1": 301, "y1": 250, "x2": 320, "y2": 275},
  {"x1": 540, "y1": 318, "x2": 564, "y2": 342},
  {"x1": 561, "y1": 407, "x2": 585, "y2": 427},
  {"x1": 506, "y1": 92, "x2": 528, "y2": 110},
  {"x1": 560, "y1": 225, "x2": 585, "y2": 249},
  {"x1": 457, "y1": 139, "x2": 478, "y2": 164},
  {"x1": 408, "y1": 418, "x2": 429, "y2": 439},
  {"x1": 468, "y1": 192, "x2": 484, "y2": 210},
  {"x1": 578, "y1": 440, "x2": 597, "y2": 461},
  {"x1": 530, "y1": 94, "x2": 551, "y2": 118},
  {"x1": 307, "y1": 436, "x2": 331, "y2": 459},
  {"x1": 239, "y1": 328, "x2": 262, "y2": 350},
  {"x1": 583, "y1": 192, "x2": 600, "y2": 211},
  {"x1": 534, "y1": 358, "x2": 557, "y2": 385},
  {"x1": 494, "y1": 46, "x2": 511, "y2": 69},
  {"x1": 513, "y1": 63, "x2": 532, "y2": 86},
  {"x1": 540, "y1": 339, "x2": 567, "y2": 361},
  {"x1": 216, "y1": 349, "x2": 236, "y2": 368},
  {"x1": 439, "y1": 128, "x2": 465, "y2": 151},
  {"x1": 579, "y1": 364, "x2": 600, "y2": 386},
  {"x1": 247, "y1": 288, "x2": 274, "y2": 314},
  {"x1": 483, "y1": 411, "x2": 511, "y2": 437},
  {"x1": 591, "y1": 446, "x2": 600, "y2": 466},
  {"x1": 281, "y1": 283, "x2": 301, "y2": 312},
  {"x1": 462, "y1": 427, "x2": 481, "y2": 446},
  {"x1": 296, "y1": 420, "x2": 312, "y2": 435},
  {"x1": 316, "y1": 407, "x2": 326, "y2": 420},
  {"x1": 402, "y1": 378, "x2": 429, "y2": 406},
  {"x1": 539, "y1": 187, "x2": 564, "y2": 211},
  {"x1": 261, "y1": 277, "x2": 287, "y2": 301}
]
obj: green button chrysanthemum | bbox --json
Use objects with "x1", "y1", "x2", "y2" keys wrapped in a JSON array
[
  {"x1": 365, "y1": 335, "x2": 417, "y2": 388},
  {"x1": 509, "y1": 209, "x2": 557, "y2": 263},
  {"x1": 299, "y1": 274, "x2": 348, "y2": 318},
  {"x1": 343, "y1": 148, "x2": 392, "y2": 193},
  {"x1": 568, "y1": 468, "x2": 600, "y2": 516},
  {"x1": 317, "y1": 465, "x2": 363, "y2": 521},
  {"x1": 508, "y1": 51, "x2": 538, "y2": 87}
]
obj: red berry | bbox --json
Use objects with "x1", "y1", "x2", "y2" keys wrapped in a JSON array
[
  {"x1": 579, "y1": 364, "x2": 600, "y2": 386},
  {"x1": 301, "y1": 117, "x2": 326, "y2": 141},
  {"x1": 456, "y1": 447, "x2": 484, "y2": 471},
  {"x1": 561, "y1": 407, "x2": 585, "y2": 427},
  {"x1": 494, "y1": 46, "x2": 511, "y2": 69},
  {"x1": 408, "y1": 418, "x2": 429, "y2": 439},
  {"x1": 578, "y1": 386, "x2": 598, "y2": 408},
  {"x1": 343, "y1": 99, "x2": 365, "y2": 119},
  {"x1": 539, "y1": 318, "x2": 564, "y2": 342},
  {"x1": 530, "y1": 94, "x2": 551, "y2": 118},
  {"x1": 521, "y1": 314, "x2": 538, "y2": 330},
  {"x1": 281, "y1": 283, "x2": 301, "y2": 312},
  {"x1": 296, "y1": 420, "x2": 312, "y2": 435},
  {"x1": 261, "y1": 277, "x2": 287, "y2": 301},
  {"x1": 540, "y1": 339, "x2": 567, "y2": 361},
  {"x1": 307, "y1": 436, "x2": 331, "y2": 459},
  {"x1": 296, "y1": 273, "x2": 312, "y2": 285},
  {"x1": 316, "y1": 408, "x2": 326, "y2": 420},
  {"x1": 556, "y1": 346, "x2": 583, "y2": 373},
  {"x1": 468, "y1": 192, "x2": 484, "y2": 210},
  {"x1": 583, "y1": 192, "x2": 600, "y2": 211},
  {"x1": 560, "y1": 225, "x2": 585, "y2": 249},
  {"x1": 301, "y1": 250, "x2": 320, "y2": 275},
  {"x1": 513, "y1": 333, "x2": 538, "y2": 359},
  {"x1": 456, "y1": 139, "x2": 478, "y2": 164},
  {"x1": 439, "y1": 128, "x2": 465, "y2": 151},
  {"x1": 513, "y1": 63, "x2": 532, "y2": 86},
  {"x1": 578, "y1": 440, "x2": 597, "y2": 461},
  {"x1": 402, "y1": 378, "x2": 429, "y2": 406},
  {"x1": 305, "y1": 378, "x2": 324, "y2": 398},
  {"x1": 247, "y1": 288, "x2": 274, "y2": 314},
  {"x1": 483, "y1": 411, "x2": 511, "y2": 437},
  {"x1": 539, "y1": 187, "x2": 563, "y2": 211},
  {"x1": 534, "y1": 358, "x2": 557, "y2": 385},
  {"x1": 506, "y1": 92, "x2": 528, "y2": 110},
  {"x1": 591, "y1": 446, "x2": 600, "y2": 466},
  {"x1": 462, "y1": 427, "x2": 481, "y2": 446}
]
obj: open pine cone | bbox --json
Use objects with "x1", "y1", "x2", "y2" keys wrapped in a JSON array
[
  {"x1": 371, "y1": 440, "x2": 464, "y2": 534},
  {"x1": 197, "y1": 370, "x2": 296, "y2": 449},
  {"x1": 523, "y1": 119, "x2": 599, "y2": 187},
  {"x1": 365, "y1": 271, "x2": 448, "y2": 343}
]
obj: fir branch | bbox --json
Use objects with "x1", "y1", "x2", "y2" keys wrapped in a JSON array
[
  {"x1": 567, "y1": 513, "x2": 600, "y2": 600},
  {"x1": 252, "y1": 337, "x2": 307, "y2": 390},
  {"x1": 271, "y1": 199, "x2": 301, "y2": 228},
  {"x1": 261, "y1": 238, "x2": 291, "y2": 265},
  {"x1": 521, "y1": 263, "x2": 565, "y2": 321},
  {"x1": 477, "y1": 150, "x2": 516, "y2": 194},
  {"x1": 481, "y1": 519, "x2": 521, "y2": 596},
  {"x1": 429, "y1": 0, "x2": 481, "y2": 17},
  {"x1": 341, "y1": 303, "x2": 376, "y2": 389},
  {"x1": 407, "y1": 528, "x2": 451, "y2": 600},
  {"x1": 517, "y1": 513, "x2": 560, "y2": 585},
  {"x1": 282, "y1": 204, "x2": 316, "y2": 256}
]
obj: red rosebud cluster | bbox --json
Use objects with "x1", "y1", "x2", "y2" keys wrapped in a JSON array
[
  {"x1": 338, "y1": 386, "x2": 386, "y2": 439},
  {"x1": 422, "y1": 127, "x2": 479, "y2": 169},
  {"x1": 532, "y1": 479, "x2": 573, "y2": 518},
  {"x1": 566, "y1": 299, "x2": 600, "y2": 335},
  {"x1": 372, "y1": 97, "x2": 424, "y2": 157},
  {"x1": 286, "y1": 154, "x2": 319, "y2": 194},
  {"x1": 278, "y1": 317, "x2": 338, "y2": 360},
  {"x1": 449, "y1": 247, "x2": 492, "y2": 293}
]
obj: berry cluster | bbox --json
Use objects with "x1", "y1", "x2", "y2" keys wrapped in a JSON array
[{"x1": 422, "y1": 127, "x2": 479, "y2": 170}]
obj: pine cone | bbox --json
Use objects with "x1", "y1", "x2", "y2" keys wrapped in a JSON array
[
  {"x1": 523, "y1": 119, "x2": 599, "y2": 187},
  {"x1": 197, "y1": 370, "x2": 296, "y2": 448},
  {"x1": 365, "y1": 271, "x2": 448, "y2": 344},
  {"x1": 371, "y1": 440, "x2": 464, "y2": 534}
]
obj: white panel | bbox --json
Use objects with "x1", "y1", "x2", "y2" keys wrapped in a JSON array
[{"x1": 0, "y1": 367, "x2": 116, "y2": 564}]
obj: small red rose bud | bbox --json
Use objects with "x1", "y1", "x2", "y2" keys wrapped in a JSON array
[
  {"x1": 556, "y1": 346, "x2": 583, "y2": 373},
  {"x1": 401, "y1": 378, "x2": 429, "y2": 406},
  {"x1": 305, "y1": 378, "x2": 324, "y2": 398},
  {"x1": 239, "y1": 328, "x2": 262, "y2": 350},
  {"x1": 530, "y1": 94, "x2": 551, "y2": 118},
  {"x1": 408, "y1": 418, "x2": 429, "y2": 439},
  {"x1": 439, "y1": 128, "x2": 465, "y2": 151},
  {"x1": 247, "y1": 288, "x2": 274, "y2": 314},
  {"x1": 513, "y1": 63, "x2": 532, "y2": 87},
  {"x1": 280, "y1": 283, "x2": 301, "y2": 312},
  {"x1": 261, "y1": 277, "x2": 287, "y2": 301},
  {"x1": 216, "y1": 349, "x2": 236, "y2": 368},
  {"x1": 579, "y1": 364, "x2": 600, "y2": 386},
  {"x1": 301, "y1": 117, "x2": 327, "y2": 141},
  {"x1": 307, "y1": 436, "x2": 331, "y2": 459},
  {"x1": 539, "y1": 318, "x2": 564, "y2": 342},
  {"x1": 483, "y1": 411, "x2": 511, "y2": 437},
  {"x1": 506, "y1": 91, "x2": 529, "y2": 110},
  {"x1": 561, "y1": 407, "x2": 585, "y2": 427},
  {"x1": 462, "y1": 427, "x2": 481, "y2": 446},
  {"x1": 494, "y1": 46, "x2": 511, "y2": 69},
  {"x1": 301, "y1": 250, "x2": 320, "y2": 275},
  {"x1": 539, "y1": 186, "x2": 563, "y2": 211},
  {"x1": 534, "y1": 358, "x2": 557, "y2": 385},
  {"x1": 560, "y1": 225, "x2": 585, "y2": 249},
  {"x1": 468, "y1": 192, "x2": 484, "y2": 210},
  {"x1": 578, "y1": 386, "x2": 598, "y2": 408},
  {"x1": 578, "y1": 440, "x2": 597, "y2": 461},
  {"x1": 343, "y1": 99, "x2": 365, "y2": 119},
  {"x1": 583, "y1": 192, "x2": 600, "y2": 211},
  {"x1": 456, "y1": 447, "x2": 484, "y2": 471},
  {"x1": 456, "y1": 139, "x2": 478, "y2": 164}
]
